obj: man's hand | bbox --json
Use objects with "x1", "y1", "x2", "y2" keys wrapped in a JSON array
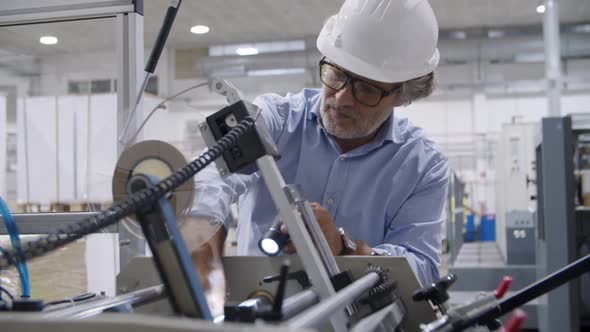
[
  {"x1": 280, "y1": 202, "x2": 373, "y2": 256},
  {"x1": 281, "y1": 202, "x2": 343, "y2": 255}
]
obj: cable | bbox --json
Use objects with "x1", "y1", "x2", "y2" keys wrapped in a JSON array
[
  {"x1": 44, "y1": 292, "x2": 96, "y2": 307},
  {"x1": 0, "y1": 196, "x2": 30, "y2": 298},
  {"x1": 0, "y1": 285, "x2": 14, "y2": 301},
  {"x1": 0, "y1": 115, "x2": 256, "y2": 270},
  {"x1": 123, "y1": 82, "x2": 209, "y2": 146}
]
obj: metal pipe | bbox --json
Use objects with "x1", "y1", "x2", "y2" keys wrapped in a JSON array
[
  {"x1": 255, "y1": 156, "x2": 347, "y2": 331},
  {"x1": 44, "y1": 284, "x2": 166, "y2": 319},
  {"x1": 543, "y1": 0, "x2": 562, "y2": 116},
  {"x1": 281, "y1": 289, "x2": 319, "y2": 319},
  {"x1": 287, "y1": 272, "x2": 380, "y2": 329},
  {"x1": 298, "y1": 200, "x2": 340, "y2": 276},
  {"x1": 0, "y1": 212, "x2": 120, "y2": 235}
]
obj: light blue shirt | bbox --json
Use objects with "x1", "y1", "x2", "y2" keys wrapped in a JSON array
[{"x1": 192, "y1": 88, "x2": 448, "y2": 286}]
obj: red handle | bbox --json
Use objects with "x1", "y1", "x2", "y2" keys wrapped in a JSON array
[
  {"x1": 504, "y1": 309, "x2": 528, "y2": 332},
  {"x1": 495, "y1": 276, "x2": 513, "y2": 299}
]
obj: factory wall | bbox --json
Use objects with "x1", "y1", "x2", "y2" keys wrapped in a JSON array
[{"x1": 9, "y1": 48, "x2": 590, "y2": 215}]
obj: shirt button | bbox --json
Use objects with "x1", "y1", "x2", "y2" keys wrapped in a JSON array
[
  {"x1": 327, "y1": 198, "x2": 335, "y2": 205},
  {"x1": 339, "y1": 156, "x2": 346, "y2": 161}
]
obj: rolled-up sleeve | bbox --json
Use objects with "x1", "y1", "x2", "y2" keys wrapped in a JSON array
[{"x1": 376, "y1": 156, "x2": 449, "y2": 287}]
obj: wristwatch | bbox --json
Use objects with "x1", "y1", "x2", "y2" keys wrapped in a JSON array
[{"x1": 338, "y1": 227, "x2": 357, "y2": 255}]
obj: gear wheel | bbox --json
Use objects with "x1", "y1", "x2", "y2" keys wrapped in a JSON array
[{"x1": 362, "y1": 264, "x2": 398, "y2": 311}]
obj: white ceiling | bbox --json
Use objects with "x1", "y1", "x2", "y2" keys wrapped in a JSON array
[
  {"x1": 0, "y1": 0, "x2": 589, "y2": 58},
  {"x1": 146, "y1": 0, "x2": 590, "y2": 48}
]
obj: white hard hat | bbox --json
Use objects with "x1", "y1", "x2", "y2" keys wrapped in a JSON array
[{"x1": 316, "y1": 0, "x2": 440, "y2": 83}]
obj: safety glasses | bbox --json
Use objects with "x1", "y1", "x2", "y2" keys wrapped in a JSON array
[{"x1": 319, "y1": 57, "x2": 401, "y2": 107}]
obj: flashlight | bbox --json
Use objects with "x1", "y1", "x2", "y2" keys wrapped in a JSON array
[{"x1": 258, "y1": 219, "x2": 289, "y2": 256}]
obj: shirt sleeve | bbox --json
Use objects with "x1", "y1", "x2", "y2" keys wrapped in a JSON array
[
  {"x1": 190, "y1": 93, "x2": 290, "y2": 230},
  {"x1": 375, "y1": 155, "x2": 449, "y2": 287}
]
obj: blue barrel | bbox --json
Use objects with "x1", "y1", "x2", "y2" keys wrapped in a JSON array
[
  {"x1": 464, "y1": 214, "x2": 476, "y2": 242},
  {"x1": 480, "y1": 214, "x2": 496, "y2": 241}
]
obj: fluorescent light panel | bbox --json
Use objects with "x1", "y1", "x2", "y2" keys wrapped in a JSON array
[
  {"x1": 39, "y1": 36, "x2": 58, "y2": 45},
  {"x1": 190, "y1": 25, "x2": 209, "y2": 34}
]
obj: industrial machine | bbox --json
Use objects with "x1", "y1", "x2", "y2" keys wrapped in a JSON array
[
  {"x1": 534, "y1": 114, "x2": 590, "y2": 331},
  {"x1": 448, "y1": 122, "x2": 539, "y2": 329},
  {"x1": 1, "y1": 77, "x2": 589, "y2": 331},
  {"x1": 1, "y1": 2, "x2": 589, "y2": 332}
]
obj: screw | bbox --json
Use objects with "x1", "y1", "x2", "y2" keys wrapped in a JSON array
[
  {"x1": 219, "y1": 168, "x2": 227, "y2": 175},
  {"x1": 199, "y1": 123, "x2": 207, "y2": 131}
]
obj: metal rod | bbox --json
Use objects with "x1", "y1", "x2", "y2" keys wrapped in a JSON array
[
  {"x1": 118, "y1": 71, "x2": 150, "y2": 144},
  {"x1": 0, "y1": 212, "x2": 119, "y2": 235},
  {"x1": 256, "y1": 155, "x2": 347, "y2": 331},
  {"x1": 287, "y1": 272, "x2": 380, "y2": 329},
  {"x1": 297, "y1": 199, "x2": 340, "y2": 276},
  {"x1": 448, "y1": 254, "x2": 590, "y2": 331},
  {"x1": 44, "y1": 284, "x2": 166, "y2": 319},
  {"x1": 281, "y1": 289, "x2": 319, "y2": 319},
  {"x1": 543, "y1": 0, "x2": 562, "y2": 116}
]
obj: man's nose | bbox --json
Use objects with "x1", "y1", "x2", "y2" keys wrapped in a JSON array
[{"x1": 334, "y1": 82, "x2": 355, "y2": 106}]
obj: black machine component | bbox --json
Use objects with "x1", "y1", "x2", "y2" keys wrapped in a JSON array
[
  {"x1": 423, "y1": 254, "x2": 590, "y2": 332},
  {"x1": 413, "y1": 274, "x2": 457, "y2": 314},
  {"x1": 258, "y1": 219, "x2": 290, "y2": 256},
  {"x1": 263, "y1": 269, "x2": 311, "y2": 289},
  {"x1": 360, "y1": 265, "x2": 398, "y2": 312},
  {"x1": 225, "y1": 261, "x2": 291, "y2": 322},
  {"x1": 128, "y1": 174, "x2": 211, "y2": 319},
  {"x1": 205, "y1": 100, "x2": 279, "y2": 174}
]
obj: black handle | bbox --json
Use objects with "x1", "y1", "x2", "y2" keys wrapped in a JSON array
[
  {"x1": 412, "y1": 273, "x2": 457, "y2": 305},
  {"x1": 145, "y1": 0, "x2": 182, "y2": 73}
]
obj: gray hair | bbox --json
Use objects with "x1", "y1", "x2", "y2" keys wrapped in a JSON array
[{"x1": 397, "y1": 71, "x2": 436, "y2": 106}]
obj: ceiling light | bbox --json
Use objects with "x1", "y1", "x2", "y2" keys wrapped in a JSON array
[
  {"x1": 536, "y1": 4, "x2": 546, "y2": 13},
  {"x1": 236, "y1": 47, "x2": 258, "y2": 56},
  {"x1": 450, "y1": 31, "x2": 467, "y2": 40},
  {"x1": 190, "y1": 25, "x2": 209, "y2": 34},
  {"x1": 39, "y1": 36, "x2": 58, "y2": 45},
  {"x1": 488, "y1": 30, "x2": 505, "y2": 38}
]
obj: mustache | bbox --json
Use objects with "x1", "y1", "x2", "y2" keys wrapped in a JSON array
[{"x1": 325, "y1": 100, "x2": 357, "y2": 118}]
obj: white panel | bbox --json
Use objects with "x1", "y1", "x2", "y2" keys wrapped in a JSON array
[
  {"x1": 24, "y1": 97, "x2": 58, "y2": 204},
  {"x1": 76, "y1": 97, "x2": 89, "y2": 202},
  {"x1": 85, "y1": 233, "x2": 118, "y2": 296},
  {"x1": 0, "y1": 96, "x2": 5, "y2": 198},
  {"x1": 563, "y1": 94, "x2": 590, "y2": 114},
  {"x1": 481, "y1": 97, "x2": 519, "y2": 132},
  {"x1": 445, "y1": 100, "x2": 473, "y2": 134},
  {"x1": 17, "y1": 99, "x2": 27, "y2": 203},
  {"x1": 57, "y1": 96, "x2": 87, "y2": 202},
  {"x1": 514, "y1": 96, "x2": 546, "y2": 122},
  {"x1": 399, "y1": 100, "x2": 448, "y2": 135},
  {"x1": 86, "y1": 94, "x2": 117, "y2": 203}
]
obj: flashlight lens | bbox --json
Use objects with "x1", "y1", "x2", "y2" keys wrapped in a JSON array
[{"x1": 260, "y1": 238, "x2": 280, "y2": 255}]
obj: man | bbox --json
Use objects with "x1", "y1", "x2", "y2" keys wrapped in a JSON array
[{"x1": 182, "y1": 0, "x2": 447, "y2": 310}]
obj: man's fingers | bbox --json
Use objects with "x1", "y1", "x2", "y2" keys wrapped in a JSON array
[
  {"x1": 280, "y1": 224, "x2": 289, "y2": 235},
  {"x1": 283, "y1": 241, "x2": 296, "y2": 254}
]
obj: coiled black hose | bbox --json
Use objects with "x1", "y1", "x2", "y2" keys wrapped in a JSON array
[{"x1": 0, "y1": 117, "x2": 256, "y2": 270}]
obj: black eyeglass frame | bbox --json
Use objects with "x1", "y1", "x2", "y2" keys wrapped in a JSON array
[{"x1": 319, "y1": 57, "x2": 401, "y2": 107}]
